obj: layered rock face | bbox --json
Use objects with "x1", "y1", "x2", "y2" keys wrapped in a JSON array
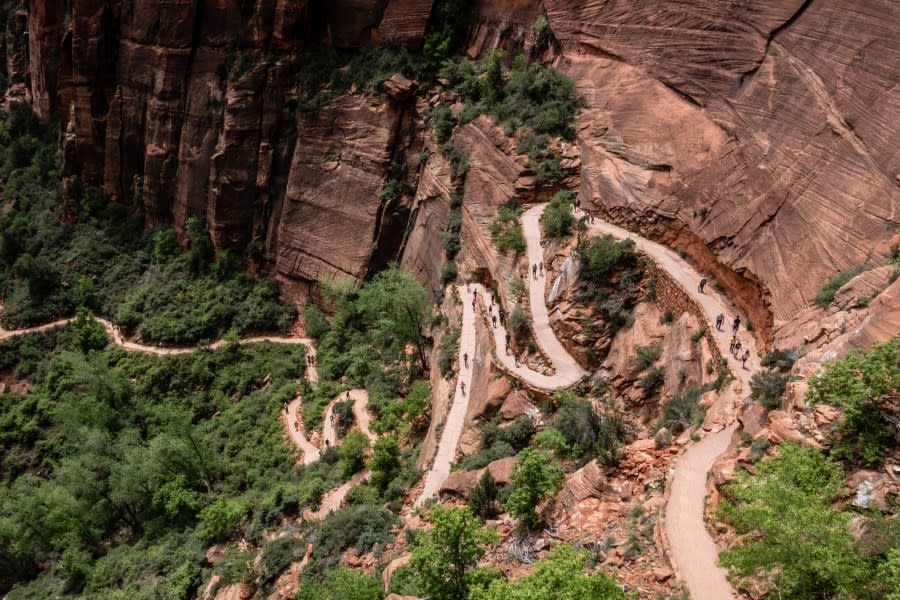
[
  {"x1": 545, "y1": 0, "x2": 900, "y2": 345},
  {"x1": 4, "y1": 0, "x2": 898, "y2": 325},
  {"x1": 14, "y1": 0, "x2": 431, "y2": 289}
]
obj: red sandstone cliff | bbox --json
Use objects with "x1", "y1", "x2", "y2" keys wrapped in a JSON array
[{"x1": 2, "y1": 0, "x2": 898, "y2": 335}]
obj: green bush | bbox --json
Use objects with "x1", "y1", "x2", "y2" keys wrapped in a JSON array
[
  {"x1": 304, "y1": 302, "x2": 331, "y2": 341},
  {"x1": 638, "y1": 366, "x2": 664, "y2": 398},
  {"x1": 718, "y1": 443, "x2": 898, "y2": 598},
  {"x1": 468, "y1": 470, "x2": 499, "y2": 519},
  {"x1": 813, "y1": 264, "x2": 870, "y2": 308},
  {"x1": 296, "y1": 566, "x2": 383, "y2": 600},
  {"x1": 627, "y1": 342, "x2": 662, "y2": 373},
  {"x1": 690, "y1": 326, "x2": 707, "y2": 345},
  {"x1": 760, "y1": 348, "x2": 798, "y2": 372},
  {"x1": 490, "y1": 204, "x2": 525, "y2": 253},
  {"x1": 578, "y1": 235, "x2": 636, "y2": 283},
  {"x1": 304, "y1": 505, "x2": 397, "y2": 579},
  {"x1": 505, "y1": 448, "x2": 564, "y2": 530},
  {"x1": 749, "y1": 370, "x2": 788, "y2": 409},
  {"x1": 541, "y1": 190, "x2": 576, "y2": 238},
  {"x1": 441, "y1": 260, "x2": 458, "y2": 284},
  {"x1": 259, "y1": 536, "x2": 303, "y2": 585},
  {"x1": 658, "y1": 385, "x2": 706, "y2": 434},
  {"x1": 806, "y1": 338, "x2": 898, "y2": 466},
  {"x1": 339, "y1": 430, "x2": 371, "y2": 478},
  {"x1": 508, "y1": 306, "x2": 531, "y2": 343}
]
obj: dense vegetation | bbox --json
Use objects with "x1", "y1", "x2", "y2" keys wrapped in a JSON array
[
  {"x1": 719, "y1": 443, "x2": 899, "y2": 599},
  {"x1": 0, "y1": 102, "x2": 294, "y2": 343},
  {"x1": 0, "y1": 322, "x2": 331, "y2": 597},
  {"x1": 807, "y1": 338, "x2": 898, "y2": 466}
]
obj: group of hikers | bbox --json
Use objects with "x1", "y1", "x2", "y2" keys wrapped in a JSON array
[{"x1": 712, "y1": 303, "x2": 751, "y2": 368}]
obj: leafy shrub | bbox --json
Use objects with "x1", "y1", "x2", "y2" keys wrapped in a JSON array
[
  {"x1": 509, "y1": 306, "x2": 531, "y2": 343},
  {"x1": 304, "y1": 302, "x2": 330, "y2": 341},
  {"x1": 690, "y1": 326, "x2": 707, "y2": 345},
  {"x1": 481, "y1": 415, "x2": 535, "y2": 452},
  {"x1": 627, "y1": 343, "x2": 662, "y2": 373},
  {"x1": 296, "y1": 567, "x2": 383, "y2": 600},
  {"x1": 813, "y1": 264, "x2": 870, "y2": 308},
  {"x1": 578, "y1": 235, "x2": 636, "y2": 283},
  {"x1": 441, "y1": 260, "x2": 458, "y2": 284},
  {"x1": 750, "y1": 371, "x2": 788, "y2": 409},
  {"x1": 304, "y1": 505, "x2": 397, "y2": 579},
  {"x1": 456, "y1": 441, "x2": 515, "y2": 471},
  {"x1": 658, "y1": 385, "x2": 706, "y2": 434},
  {"x1": 807, "y1": 338, "x2": 898, "y2": 466},
  {"x1": 505, "y1": 448, "x2": 564, "y2": 530},
  {"x1": 760, "y1": 348, "x2": 798, "y2": 372},
  {"x1": 718, "y1": 443, "x2": 898, "y2": 598},
  {"x1": 541, "y1": 190, "x2": 576, "y2": 238},
  {"x1": 437, "y1": 327, "x2": 459, "y2": 378},
  {"x1": 638, "y1": 366, "x2": 664, "y2": 397},
  {"x1": 468, "y1": 470, "x2": 499, "y2": 519},
  {"x1": 490, "y1": 204, "x2": 525, "y2": 253},
  {"x1": 259, "y1": 536, "x2": 303, "y2": 585},
  {"x1": 339, "y1": 430, "x2": 371, "y2": 477}
]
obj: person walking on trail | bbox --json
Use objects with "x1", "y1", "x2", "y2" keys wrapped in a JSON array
[
  {"x1": 460, "y1": 381, "x2": 466, "y2": 396},
  {"x1": 505, "y1": 332, "x2": 511, "y2": 353},
  {"x1": 346, "y1": 391, "x2": 351, "y2": 402},
  {"x1": 699, "y1": 278, "x2": 707, "y2": 293},
  {"x1": 514, "y1": 353, "x2": 520, "y2": 368},
  {"x1": 294, "y1": 422, "x2": 299, "y2": 431},
  {"x1": 472, "y1": 297, "x2": 476, "y2": 311},
  {"x1": 532, "y1": 263, "x2": 538, "y2": 278},
  {"x1": 330, "y1": 411, "x2": 335, "y2": 425},
  {"x1": 733, "y1": 340, "x2": 742, "y2": 357},
  {"x1": 492, "y1": 314, "x2": 497, "y2": 328},
  {"x1": 488, "y1": 304, "x2": 492, "y2": 316},
  {"x1": 499, "y1": 307, "x2": 505, "y2": 325},
  {"x1": 741, "y1": 349, "x2": 750, "y2": 369},
  {"x1": 715, "y1": 313, "x2": 724, "y2": 331},
  {"x1": 729, "y1": 336, "x2": 737, "y2": 353},
  {"x1": 539, "y1": 261, "x2": 544, "y2": 277},
  {"x1": 463, "y1": 352, "x2": 469, "y2": 368},
  {"x1": 732, "y1": 316, "x2": 741, "y2": 334}
]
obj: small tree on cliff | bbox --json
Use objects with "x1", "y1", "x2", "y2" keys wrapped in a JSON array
[
  {"x1": 505, "y1": 447, "x2": 564, "y2": 530},
  {"x1": 411, "y1": 505, "x2": 498, "y2": 600},
  {"x1": 356, "y1": 264, "x2": 430, "y2": 373}
]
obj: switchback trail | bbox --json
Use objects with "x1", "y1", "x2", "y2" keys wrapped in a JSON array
[
  {"x1": 582, "y1": 213, "x2": 756, "y2": 599},
  {"x1": 416, "y1": 285, "x2": 478, "y2": 506}
]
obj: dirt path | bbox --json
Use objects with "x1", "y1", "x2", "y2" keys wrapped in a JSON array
[
  {"x1": 415, "y1": 285, "x2": 479, "y2": 506},
  {"x1": 583, "y1": 214, "x2": 756, "y2": 599},
  {"x1": 304, "y1": 389, "x2": 375, "y2": 520}
]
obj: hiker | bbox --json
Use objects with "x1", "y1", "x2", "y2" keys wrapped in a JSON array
[
  {"x1": 472, "y1": 298, "x2": 476, "y2": 311},
  {"x1": 488, "y1": 304, "x2": 492, "y2": 316},
  {"x1": 741, "y1": 349, "x2": 750, "y2": 369},
  {"x1": 499, "y1": 308, "x2": 505, "y2": 325},
  {"x1": 514, "y1": 353, "x2": 520, "y2": 368},
  {"x1": 346, "y1": 391, "x2": 351, "y2": 402},
  {"x1": 532, "y1": 263, "x2": 538, "y2": 278},
  {"x1": 539, "y1": 261, "x2": 544, "y2": 276},
  {"x1": 734, "y1": 340, "x2": 742, "y2": 357},
  {"x1": 729, "y1": 336, "x2": 737, "y2": 353},
  {"x1": 715, "y1": 313, "x2": 724, "y2": 331},
  {"x1": 325, "y1": 439, "x2": 330, "y2": 448},
  {"x1": 492, "y1": 314, "x2": 497, "y2": 328},
  {"x1": 460, "y1": 381, "x2": 466, "y2": 395},
  {"x1": 463, "y1": 352, "x2": 469, "y2": 368},
  {"x1": 505, "y1": 332, "x2": 511, "y2": 353},
  {"x1": 699, "y1": 278, "x2": 707, "y2": 293},
  {"x1": 294, "y1": 422, "x2": 299, "y2": 431},
  {"x1": 732, "y1": 316, "x2": 741, "y2": 334},
  {"x1": 330, "y1": 412, "x2": 335, "y2": 425}
]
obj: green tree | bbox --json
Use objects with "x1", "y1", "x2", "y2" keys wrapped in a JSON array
[
  {"x1": 356, "y1": 265, "x2": 430, "y2": 372},
  {"x1": 468, "y1": 470, "x2": 498, "y2": 519},
  {"x1": 470, "y1": 544, "x2": 625, "y2": 600},
  {"x1": 367, "y1": 436, "x2": 401, "y2": 493},
  {"x1": 806, "y1": 338, "x2": 898, "y2": 465},
  {"x1": 541, "y1": 190, "x2": 575, "y2": 238},
  {"x1": 73, "y1": 307, "x2": 108, "y2": 354},
  {"x1": 339, "y1": 430, "x2": 370, "y2": 478},
  {"x1": 295, "y1": 566, "x2": 383, "y2": 600},
  {"x1": 505, "y1": 448, "x2": 564, "y2": 529},
  {"x1": 718, "y1": 443, "x2": 869, "y2": 598},
  {"x1": 578, "y1": 235, "x2": 635, "y2": 283},
  {"x1": 410, "y1": 505, "x2": 497, "y2": 600}
]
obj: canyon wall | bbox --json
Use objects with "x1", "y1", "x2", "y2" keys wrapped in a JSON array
[{"x1": 3, "y1": 0, "x2": 898, "y2": 336}]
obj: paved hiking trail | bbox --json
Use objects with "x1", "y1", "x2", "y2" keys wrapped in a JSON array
[
  {"x1": 583, "y1": 212, "x2": 757, "y2": 600},
  {"x1": 416, "y1": 284, "x2": 479, "y2": 506},
  {"x1": 305, "y1": 389, "x2": 376, "y2": 520}
]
